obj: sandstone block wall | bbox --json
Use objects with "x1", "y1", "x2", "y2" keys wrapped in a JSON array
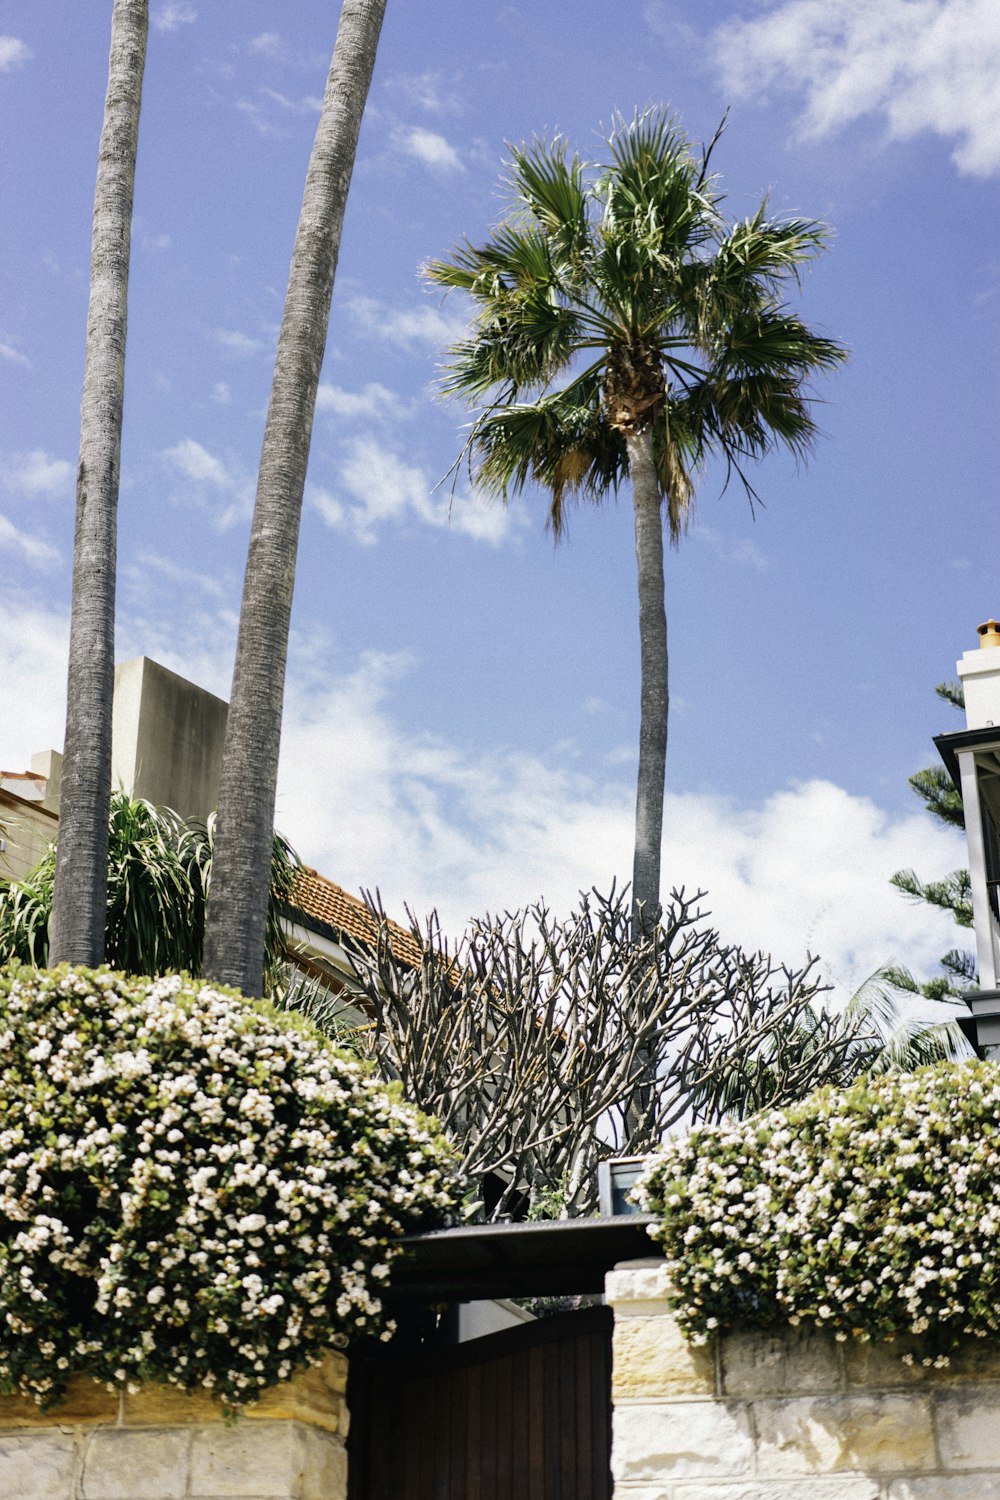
[
  {"x1": 608, "y1": 1259, "x2": 1000, "y2": 1500},
  {"x1": 0, "y1": 1355, "x2": 348, "y2": 1500}
]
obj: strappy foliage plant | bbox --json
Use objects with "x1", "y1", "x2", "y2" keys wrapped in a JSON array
[
  {"x1": 428, "y1": 110, "x2": 846, "y2": 937},
  {"x1": 0, "y1": 791, "x2": 297, "y2": 993}
]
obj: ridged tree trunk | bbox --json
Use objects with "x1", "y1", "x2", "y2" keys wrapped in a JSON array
[
  {"x1": 626, "y1": 425, "x2": 668, "y2": 942},
  {"x1": 202, "y1": 0, "x2": 388, "y2": 997},
  {"x1": 50, "y1": 0, "x2": 148, "y2": 966}
]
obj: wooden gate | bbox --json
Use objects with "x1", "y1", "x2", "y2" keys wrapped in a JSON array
[{"x1": 347, "y1": 1304, "x2": 613, "y2": 1500}]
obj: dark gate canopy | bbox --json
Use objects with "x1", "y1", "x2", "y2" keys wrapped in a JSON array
[{"x1": 388, "y1": 1215, "x2": 658, "y2": 1303}]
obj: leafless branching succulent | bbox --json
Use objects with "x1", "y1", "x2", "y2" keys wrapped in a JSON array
[{"x1": 343, "y1": 886, "x2": 883, "y2": 1220}]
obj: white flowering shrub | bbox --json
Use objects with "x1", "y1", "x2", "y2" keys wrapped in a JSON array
[
  {"x1": 0, "y1": 966, "x2": 458, "y2": 1409},
  {"x1": 637, "y1": 1061, "x2": 1000, "y2": 1362}
]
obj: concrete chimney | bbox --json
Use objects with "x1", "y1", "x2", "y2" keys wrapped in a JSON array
[
  {"x1": 111, "y1": 657, "x2": 228, "y2": 822},
  {"x1": 957, "y1": 621, "x2": 1000, "y2": 730}
]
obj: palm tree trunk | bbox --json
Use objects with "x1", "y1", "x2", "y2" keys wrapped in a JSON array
[
  {"x1": 202, "y1": 0, "x2": 388, "y2": 998},
  {"x1": 50, "y1": 0, "x2": 148, "y2": 967},
  {"x1": 626, "y1": 425, "x2": 668, "y2": 942}
]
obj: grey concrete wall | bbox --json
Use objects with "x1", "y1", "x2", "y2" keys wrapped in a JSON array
[{"x1": 111, "y1": 658, "x2": 228, "y2": 822}]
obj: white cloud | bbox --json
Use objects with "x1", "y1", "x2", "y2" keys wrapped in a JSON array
[
  {"x1": 236, "y1": 100, "x2": 286, "y2": 140},
  {"x1": 315, "y1": 381, "x2": 413, "y2": 423},
  {"x1": 309, "y1": 435, "x2": 519, "y2": 547},
  {"x1": 153, "y1": 4, "x2": 197, "y2": 34},
  {"x1": 386, "y1": 70, "x2": 464, "y2": 115},
  {"x1": 693, "y1": 526, "x2": 771, "y2": 571},
  {"x1": 0, "y1": 587, "x2": 969, "y2": 1010},
  {"x1": 0, "y1": 341, "x2": 30, "y2": 369},
  {"x1": 309, "y1": 485, "x2": 345, "y2": 532},
  {"x1": 260, "y1": 87, "x2": 322, "y2": 116},
  {"x1": 237, "y1": 88, "x2": 322, "y2": 137},
  {"x1": 0, "y1": 596, "x2": 68, "y2": 770},
  {"x1": 124, "y1": 551, "x2": 226, "y2": 601},
  {"x1": 0, "y1": 514, "x2": 59, "y2": 568},
  {"x1": 663, "y1": 779, "x2": 962, "y2": 998},
  {"x1": 244, "y1": 31, "x2": 329, "y2": 73},
  {"x1": 162, "y1": 439, "x2": 230, "y2": 490},
  {"x1": 273, "y1": 653, "x2": 965, "y2": 1001},
  {"x1": 249, "y1": 31, "x2": 285, "y2": 60},
  {"x1": 211, "y1": 382, "x2": 231, "y2": 405},
  {"x1": 392, "y1": 125, "x2": 464, "y2": 174},
  {"x1": 2, "y1": 450, "x2": 73, "y2": 499},
  {"x1": 209, "y1": 327, "x2": 264, "y2": 358},
  {"x1": 160, "y1": 439, "x2": 253, "y2": 526},
  {"x1": 643, "y1": 2, "x2": 699, "y2": 50},
  {"x1": 347, "y1": 296, "x2": 468, "y2": 351},
  {"x1": 715, "y1": 0, "x2": 1000, "y2": 176},
  {"x1": 0, "y1": 37, "x2": 31, "y2": 71}
]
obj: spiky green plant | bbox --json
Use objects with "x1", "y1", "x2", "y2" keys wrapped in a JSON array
[{"x1": 0, "y1": 790, "x2": 298, "y2": 992}]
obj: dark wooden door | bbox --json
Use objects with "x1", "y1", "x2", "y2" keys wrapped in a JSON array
[{"x1": 348, "y1": 1305, "x2": 613, "y2": 1500}]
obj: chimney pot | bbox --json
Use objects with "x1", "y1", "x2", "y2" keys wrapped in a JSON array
[{"x1": 978, "y1": 620, "x2": 1000, "y2": 649}]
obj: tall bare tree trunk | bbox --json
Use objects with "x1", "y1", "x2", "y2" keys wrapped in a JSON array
[
  {"x1": 50, "y1": 0, "x2": 148, "y2": 967},
  {"x1": 203, "y1": 0, "x2": 388, "y2": 997},
  {"x1": 626, "y1": 425, "x2": 668, "y2": 942}
]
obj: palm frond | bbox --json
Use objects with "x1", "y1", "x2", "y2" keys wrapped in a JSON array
[
  {"x1": 713, "y1": 207, "x2": 832, "y2": 290},
  {"x1": 428, "y1": 224, "x2": 556, "y2": 294},
  {"x1": 430, "y1": 221, "x2": 589, "y2": 400},
  {"x1": 942, "y1": 947, "x2": 977, "y2": 983},
  {"x1": 507, "y1": 137, "x2": 589, "y2": 260},
  {"x1": 718, "y1": 305, "x2": 846, "y2": 379},
  {"x1": 468, "y1": 387, "x2": 628, "y2": 531},
  {"x1": 654, "y1": 403, "x2": 696, "y2": 543},
  {"x1": 428, "y1": 106, "x2": 844, "y2": 538},
  {"x1": 602, "y1": 109, "x2": 717, "y2": 251},
  {"x1": 271, "y1": 963, "x2": 365, "y2": 1055},
  {"x1": 438, "y1": 293, "x2": 582, "y2": 399},
  {"x1": 846, "y1": 967, "x2": 972, "y2": 1073}
]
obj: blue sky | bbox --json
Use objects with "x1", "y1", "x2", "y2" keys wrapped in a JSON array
[{"x1": 2, "y1": 0, "x2": 997, "y2": 995}]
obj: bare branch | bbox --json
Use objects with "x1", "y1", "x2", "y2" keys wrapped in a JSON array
[{"x1": 340, "y1": 887, "x2": 874, "y2": 1220}]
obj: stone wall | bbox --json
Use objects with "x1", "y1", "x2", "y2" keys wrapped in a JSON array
[
  {"x1": 607, "y1": 1259, "x2": 1000, "y2": 1500},
  {"x1": 0, "y1": 1355, "x2": 348, "y2": 1500}
]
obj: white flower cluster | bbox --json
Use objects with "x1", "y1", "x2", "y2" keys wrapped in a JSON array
[
  {"x1": 0, "y1": 966, "x2": 458, "y2": 1409},
  {"x1": 635, "y1": 1062, "x2": 1000, "y2": 1362}
]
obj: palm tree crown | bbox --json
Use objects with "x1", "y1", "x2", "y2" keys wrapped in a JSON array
[{"x1": 428, "y1": 109, "x2": 846, "y2": 935}]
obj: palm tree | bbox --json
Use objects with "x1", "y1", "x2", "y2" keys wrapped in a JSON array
[
  {"x1": 427, "y1": 111, "x2": 847, "y2": 938},
  {"x1": 50, "y1": 0, "x2": 148, "y2": 966},
  {"x1": 202, "y1": 0, "x2": 387, "y2": 999}
]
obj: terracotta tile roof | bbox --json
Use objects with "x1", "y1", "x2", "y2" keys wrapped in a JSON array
[{"x1": 289, "y1": 867, "x2": 423, "y2": 969}]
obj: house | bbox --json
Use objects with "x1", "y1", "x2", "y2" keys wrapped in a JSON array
[
  {"x1": 0, "y1": 754, "x2": 60, "y2": 882},
  {"x1": 0, "y1": 655, "x2": 415, "y2": 998}
]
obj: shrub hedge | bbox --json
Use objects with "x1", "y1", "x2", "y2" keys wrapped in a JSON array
[
  {"x1": 0, "y1": 965, "x2": 457, "y2": 1408},
  {"x1": 637, "y1": 1061, "x2": 1000, "y2": 1363}
]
